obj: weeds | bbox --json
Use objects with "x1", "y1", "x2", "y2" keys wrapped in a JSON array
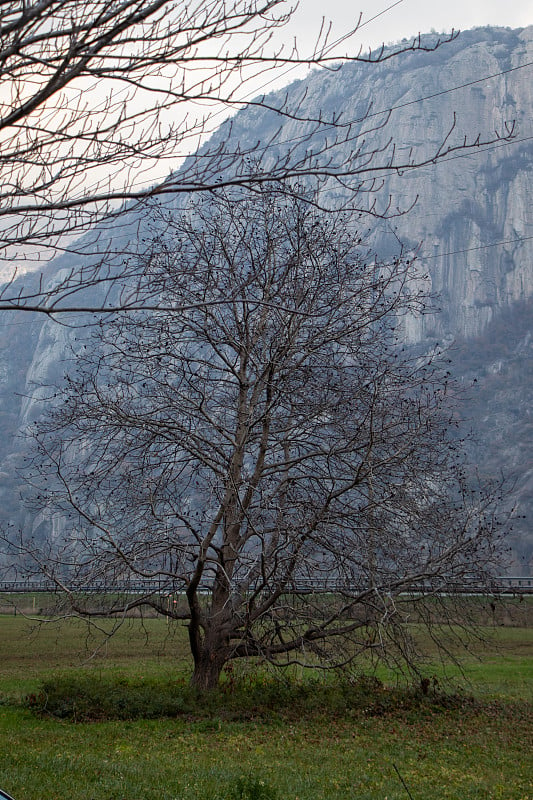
[
  {"x1": 216, "y1": 774, "x2": 278, "y2": 800},
  {"x1": 25, "y1": 671, "x2": 478, "y2": 722}
]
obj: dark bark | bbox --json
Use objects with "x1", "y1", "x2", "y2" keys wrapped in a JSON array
[
  {"x1": 190, "y1": 640, "x2": 229, "y2": 690},
  {"x1": 188, "y1": 583, "x2": 231, "y2": 690}
]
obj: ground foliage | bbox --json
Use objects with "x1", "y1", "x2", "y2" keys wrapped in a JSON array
[{"x1": 25, "y1": 671, "x2": 480, "y2": 723}]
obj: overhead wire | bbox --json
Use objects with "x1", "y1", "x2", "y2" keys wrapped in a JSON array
[
  {"x1": 419, "y1": 235, "x2": 533, "y2": 262},
  {"x1": 235, "y1": 0, "x2": 408, "y2": 102},
  {"x1": 242, "y1": 61, "x2": 532, "y2": 160},
  {"x1": 17, "y1": 0, "x2": 529, "y2": 198},
  {"x1": 3, "y1": 0, "x2": 530, "y2": 248},
  {"x1": 58, "y1": 1, "x2": 528, "y2": 195},
  {"x1": 347, "y1": 133, "x2": 533, "y2": 187}
]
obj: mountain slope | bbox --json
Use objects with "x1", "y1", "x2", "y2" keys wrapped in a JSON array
[{"x1": 0, "y1": 25, "x2": 531, "y2": 570}]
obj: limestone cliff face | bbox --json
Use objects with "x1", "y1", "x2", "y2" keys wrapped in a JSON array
[
  {"x1": 224, "y1": 25, "x2": 532, "y2": 343},
  {"x1": 0, "y1": 26, "x2": 531, "y2": 567}
]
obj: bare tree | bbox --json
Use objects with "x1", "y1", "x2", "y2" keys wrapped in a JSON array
[
  {"x1": 0, "y1": 1, "x2": 516, "y2": 312},
  {"x1": 18, "y1": 186, "x2": 505, "y2": 689}
]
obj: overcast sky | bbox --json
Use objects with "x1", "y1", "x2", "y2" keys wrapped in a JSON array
[
  {"x1": 288, "y1": 0, "x2": 531, "y2": 51},
  {"x1": 235, "y1": 0, "x2": 531, "y2": 102}
]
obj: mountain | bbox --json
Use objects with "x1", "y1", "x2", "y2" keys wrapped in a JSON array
[{"x1": 0, "y1": 25, "x2": 531, "y2": 571}]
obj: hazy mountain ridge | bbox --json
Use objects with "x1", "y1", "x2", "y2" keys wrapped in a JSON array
[{"x1": 0, "y1": 25, "x2": 531, "y2": 570}]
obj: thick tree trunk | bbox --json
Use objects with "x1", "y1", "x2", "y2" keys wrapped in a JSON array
[
  {"x1": 190, "y1": 648, "x2": 227, "y2": 690},
  {"x1": 188, "y1": 570, "x2": 233, "y2": 690}
]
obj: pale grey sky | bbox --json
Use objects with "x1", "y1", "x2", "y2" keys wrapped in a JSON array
[
  {"x1": 288, "y1": 0, "x2": 531, "y2": 51},
  {"x1": 234, "y1": 0, "x2": 531, "y2": 103}
]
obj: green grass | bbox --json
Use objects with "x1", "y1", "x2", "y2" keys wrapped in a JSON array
[
  {"x1": 370, "y1": 624, "x2": 533, "y2": 702},
  {"x1": 0, "y1": 616, "x2": 532, "y2": 800},
  {"x1": 1, "y1": 701, "x2": 531, "y2": 800},
  {"x1": 0, "y1": 614, "x2": 190, "y2": 696}
]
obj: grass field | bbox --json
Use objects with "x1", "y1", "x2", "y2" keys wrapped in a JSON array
[{"x1": 0, "y1": 612, "x2": 531, "y2": 800}]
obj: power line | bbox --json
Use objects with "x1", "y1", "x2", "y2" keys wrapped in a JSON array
[
  {"x1": 49, "y1": 17, "x2": 533, "y2": 198},
  {"x1": 420, "y1": 235, "x2": 533, "y2": 262},
  {"x1": 246, "y1": 133, "x2": 531, "y2": 191},
  {"x1": 239, "y1": 0, "x2": 407, "y2": 101},
  {"x1": 426, "y1": 133, "x2": 533, "y2": 167},
  {"x1": 252, "y1": 60, "x2": 532, "y2": 158},
  {"x1": 357, "y1": 61, "x2": 533, "y2": 122},
  {"x1": 6, "y1": 2, "x2": 412, "y2": 207},
  {"x1": 406, "y1": 132, "x2": 533, "y2": 171},
  {"x1": 96, "y1": 9, "x2": 531, "y2": 194}
]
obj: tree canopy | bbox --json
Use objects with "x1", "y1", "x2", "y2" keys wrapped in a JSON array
[{"x1": 18, "y1": 186, "x2": 505, "y2": 688}]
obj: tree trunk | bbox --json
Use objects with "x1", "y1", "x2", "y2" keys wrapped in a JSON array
[
  {"x1": 187, "y1": 579, "x2": 232, "y2": 690},
  {"x1": 190, "y1": 648, "x2": 227, "y2": 690}
]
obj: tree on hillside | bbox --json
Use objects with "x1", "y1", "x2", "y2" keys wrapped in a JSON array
[
  {"x1": 17, "y1": 186, "x2": 505, "y2": 688},
  {"x1": 0, "y1": 1, "x2": 516, "y2": 313}
]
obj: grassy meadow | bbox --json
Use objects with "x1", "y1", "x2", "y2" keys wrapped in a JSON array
[{"x1": 0, "y1": 601, "x2": 532, "y2": 800}]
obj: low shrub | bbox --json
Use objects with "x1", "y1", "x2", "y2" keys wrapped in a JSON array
[
  {"x1": 25, "y1": 671, "x2": 477, "y2": 722},
  {"x1": 26, "y1": 674, "x2": 198, "y2": 721}
]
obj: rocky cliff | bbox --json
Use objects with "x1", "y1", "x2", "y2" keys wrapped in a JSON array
[
  {"x1": 0, "y1": 25, "x2": 531, "y2": 570},
  {"x1": 222, "y1": 25, "x2": 532, "y2": 342}
]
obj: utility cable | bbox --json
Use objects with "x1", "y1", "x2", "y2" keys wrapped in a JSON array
[
  {"x1": 246, "y1": 61, "x2": 532, "y2": 158},
  {"x1": 419, "y1": 235, "x2": 533, "y2": 262}
]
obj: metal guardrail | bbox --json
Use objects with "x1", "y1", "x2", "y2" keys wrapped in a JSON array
[{"x1": 0, "y1": 577, "x2": 532, "y2": 594}]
